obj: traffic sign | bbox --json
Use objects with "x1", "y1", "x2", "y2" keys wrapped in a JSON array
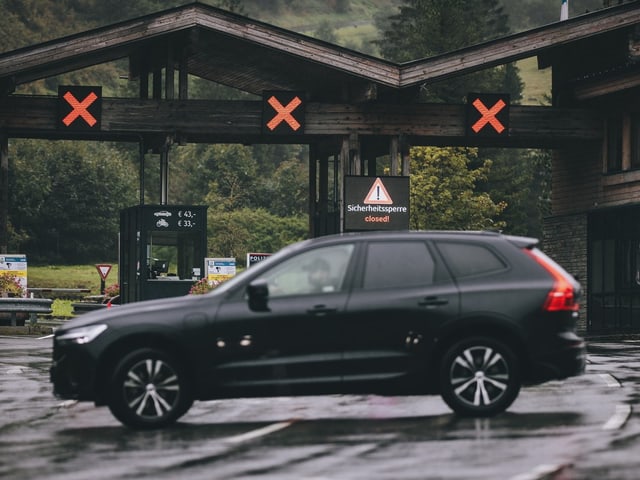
[
  {"x1": 262, "y1": 91, "x2": 305, "y2": 135},
  {"x1": 344, "y1": 176, "x2": 410, "y2": 231},
  {"x1": 95, "y1": 264, "x2": 112, "y2": 281},
  {"x1": 466, "y1": 93, "x2": 509, "y2": 136},
  {"x1": 58, "y1": 86, "x2": 102, "y2": 130}
]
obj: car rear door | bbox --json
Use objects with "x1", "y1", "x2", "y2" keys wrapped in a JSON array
[{"x1": 342, "y1": 239, "x2": 460, "y2": 392}]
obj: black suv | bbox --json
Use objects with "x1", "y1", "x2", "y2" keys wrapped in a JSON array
[{"x1": 51, "y1": 231, "x2": 585, "y2": 429}]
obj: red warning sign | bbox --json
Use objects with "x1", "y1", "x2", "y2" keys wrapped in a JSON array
[
  {"x1": 364, "y1": 178, "x2": 393, "y2": 205},
  {"x1": 344, "y1": 176, "x2": 409, "y2": 231}
]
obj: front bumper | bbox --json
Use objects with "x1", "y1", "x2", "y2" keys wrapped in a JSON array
[{"x1": 50, "y1": 345, "x2": 99, "y2": 401}]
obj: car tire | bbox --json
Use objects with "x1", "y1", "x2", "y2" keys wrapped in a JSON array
[
  {"x1": 107, "y1": 348, "x2": 193, "y2": 429},
  {"x1": 439, "y1": 336, "x2": 520, "y2": 417}
]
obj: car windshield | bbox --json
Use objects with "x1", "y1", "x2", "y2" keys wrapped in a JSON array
[{"x1": 207, "y1": 239, "x2": 314, "y2": 295}]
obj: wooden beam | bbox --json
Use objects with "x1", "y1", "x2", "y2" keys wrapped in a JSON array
[{"x1": 0, "y1": 97, "x2": 603, "y2": 148}]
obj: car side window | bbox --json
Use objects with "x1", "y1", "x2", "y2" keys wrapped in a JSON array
[
  {"x1": 436, "y1": 241, "x2": 507, "y2": 277},
  {"x1": 256, "y1": 244, "x2": 355, "y2": 298},
  {"x1": 362, "y1": 241, "x2": 435, "y2": 289}
]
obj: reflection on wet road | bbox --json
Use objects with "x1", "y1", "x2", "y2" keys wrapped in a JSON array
[{"x1": 1, "y1": 336, "x2": 638, "y2": 479}]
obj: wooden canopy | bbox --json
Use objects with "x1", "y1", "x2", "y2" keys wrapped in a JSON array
[{"x1": 0, "y1": 1, "x2": 639, "y2": 148}]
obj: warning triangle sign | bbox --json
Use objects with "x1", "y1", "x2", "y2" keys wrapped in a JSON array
[
  {"x1": 96, "y1": 264, "x2": 112, "y2": 281},
  {"x1": 364, "y1": 178, "x2": 393, "y2": 205}
]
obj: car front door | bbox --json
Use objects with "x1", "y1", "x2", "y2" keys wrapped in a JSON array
[
  {"x1": 342, "y1": 239, "x2": 460, "y2": 392},
  {"x1": 212, "y1": 243, "x2": 356, "y2": 397}
]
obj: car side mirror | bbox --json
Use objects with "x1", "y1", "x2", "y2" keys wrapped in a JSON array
[{"x1": 247, "y1": 279, "x2": 270, "y2": 312}]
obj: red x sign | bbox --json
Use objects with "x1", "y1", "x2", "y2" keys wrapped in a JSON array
[
  {"x1": 466, "y1": 93, "x2": 509, "y2": 137},
  {"x1": 262, "y1": 91, "x2": 305, "y2": 135},
  {"x1": 267, "y1": 96, "x2": 301, "y2": 131},
  {"x1": 58, "y1": 86, "x2": 102, "y2": 130},
  {"x1": 63, "y1": 91, "x2": 98, "y2": 127}
]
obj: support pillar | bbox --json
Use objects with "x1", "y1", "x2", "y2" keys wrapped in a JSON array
[
  {"x1": 309, "y1": 144, "x2": 317, "y2": 237},
  {"x1": 0, "y1": 132, "x2": 8, "y2": 254}
]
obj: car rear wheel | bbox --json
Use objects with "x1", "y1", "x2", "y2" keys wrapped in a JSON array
[
  {"x1": 108, "y1": 348, "x2": 193, "y2": 429},
  {"x1": 439, "y1": 336, "x2": 520, "y2": 417}
]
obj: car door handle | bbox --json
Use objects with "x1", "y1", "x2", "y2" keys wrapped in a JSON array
[
  {"x1": 307, "y1": 305, "x2": 337, "y2": 316},
  {"x1": 418, "y1": 296, "x2": 449, "y2": 307}
]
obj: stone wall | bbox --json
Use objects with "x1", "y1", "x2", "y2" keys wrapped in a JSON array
[{"x1": 542, "y1": 213, "x2": 588, "y2": 333}]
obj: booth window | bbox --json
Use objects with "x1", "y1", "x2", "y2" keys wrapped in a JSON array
[{"x1": 147, "y1": 231, "x2": 198, "y2": 280}]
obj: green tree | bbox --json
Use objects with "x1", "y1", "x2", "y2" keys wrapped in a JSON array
[
  {"x1": 481, "y1": 148, "x2": 551, "y2": 238},
  {"x1": 375, "y1": 0, "x2": 522, "y2": 103},
  {"x1": 409, "y1": 146, "x2": 506, "y2": 230},
  {"x1": 207, "y1": 208, "x2": 307, "y2": 264},
  {"x1": 8, "y1": 140, "x2": 138, "y2": 263}
]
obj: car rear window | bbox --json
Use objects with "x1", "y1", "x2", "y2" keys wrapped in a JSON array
[
  {"x1": 436, "y1": 241, "x2": 507, "y2": 278},
  {"x1": 362, "y1": 241, "x2": 436, "y2": 289}
]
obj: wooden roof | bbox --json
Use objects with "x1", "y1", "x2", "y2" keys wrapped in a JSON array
[{"x1": 1, "y1": 1, "x2": 639, "y2": 102}]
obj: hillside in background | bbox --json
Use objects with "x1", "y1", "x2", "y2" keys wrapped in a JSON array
[
  {"x1": 0, "y1": 0, "x2": 615, "y2": 106},
  {"x1": 1, "y1": 0, "x2": 602, "y2": 103}
]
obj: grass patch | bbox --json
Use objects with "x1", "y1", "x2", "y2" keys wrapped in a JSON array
[
  {"x1": 517, "y1": 57, "x2": 551, "y2": 105},
  {"x1": 52, "y1": 299, "x2": 74, "y2": 318},
  {"x1": 28, "y1": 264, "x2": 119, "y2": 296}
]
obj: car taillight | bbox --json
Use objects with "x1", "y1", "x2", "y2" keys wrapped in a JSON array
[{"x1": 523, "y1": 249, "x2": 579, "y2": 312}]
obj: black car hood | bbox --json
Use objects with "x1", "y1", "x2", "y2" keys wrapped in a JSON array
[{"x1": 57, "y1": 293, "x2": 217, "y2": 331}]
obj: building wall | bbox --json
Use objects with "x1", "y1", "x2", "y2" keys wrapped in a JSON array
[
  {"x1": 550, "y1": 146, "x2": 602, "y2": 216},
  {"x1": 542, "y1": 213, "x2": 588, "y2": 334},
  {"x1": 547, "y1": 122, "x2": 640, "y2": 334}
]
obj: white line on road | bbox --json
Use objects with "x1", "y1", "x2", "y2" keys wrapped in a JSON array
[
  {"x1": 599, "y1": 373, "x2": 622, "y2": 388},
  {"x1": 225, "y1": 420, "x2": 296, "y2": 444},
  {"x1": 510, "y1": 462, "x2": 570, "y2": 480},
  {"x1": 602, "y1": 404, "x2": 632, "y2": 430}
]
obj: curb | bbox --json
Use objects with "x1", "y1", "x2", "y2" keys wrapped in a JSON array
[{"x1": 0, "y1": 318, "x2": 67, "y2": 336}]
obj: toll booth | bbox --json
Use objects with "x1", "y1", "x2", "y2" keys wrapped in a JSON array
[{"x1": 119, "y1": 205, "x2": 208, "y2": 303}]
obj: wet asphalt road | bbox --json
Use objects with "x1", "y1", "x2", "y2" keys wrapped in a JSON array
[{"x1": 0, "y1": 335, "x2": 638, "y2": 480}]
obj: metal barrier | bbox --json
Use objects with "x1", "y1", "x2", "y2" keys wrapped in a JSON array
[
  {"x1": 0, "y1": 298, "x2": 53, "y2": 326},
  {"x1": 28, "y1": 288, "x2": 91, "y2": 299}
]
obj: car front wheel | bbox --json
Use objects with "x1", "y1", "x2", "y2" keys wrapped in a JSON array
[
  {"x1": 439, "y1": 336, "x2": 520, "y2": 417},
  {"x1": 108, "y1": 348, "x2": 193, "y2": 429}
]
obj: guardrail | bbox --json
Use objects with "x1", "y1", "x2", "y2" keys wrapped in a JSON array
[
  {"x1": 28, "y1": 288, "x2": 91, "y2": 299},
  {"x1": 0, "y1": 298, "x2": 53, "y2": 326}
]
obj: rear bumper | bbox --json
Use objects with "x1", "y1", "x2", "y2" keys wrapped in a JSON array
[{"x1": 527, "y1": 331, "x2": 586, "y2": 383}]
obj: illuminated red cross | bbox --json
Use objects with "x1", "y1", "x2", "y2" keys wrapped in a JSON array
[
  {"x1": 266, "y1": 95, "x2": 302, "y2": 131},
  {"x1": 62, "y1": 91, "x2": 98, "y2": 127},
  {"x1": 471, "y1": 98, "x2": 506, "y2": 134}
]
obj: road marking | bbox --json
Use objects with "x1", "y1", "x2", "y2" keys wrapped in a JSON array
[
  {"x1": 510, "y1": 463, "x2": 569, "y2": 480},
  {"x1": 599, "y1": 373, "x2": 621, "y2": 387},
  {"x1": 602, "y1": 404, "x2": 631, "y2": 430},
  {"x1": 225, "y1": 420, "x2": 295, "y2": 444}
]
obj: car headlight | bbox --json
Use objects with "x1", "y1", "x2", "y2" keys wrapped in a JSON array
[{"x1": 56, "y1": 324, "x2": 108, "y2": 345}]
